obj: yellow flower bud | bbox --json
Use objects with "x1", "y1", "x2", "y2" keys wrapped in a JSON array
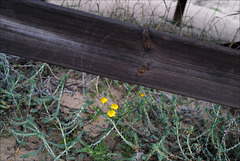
[
  {"x1": 101, "y1": 97, "x2": 108, "y2": 104},
  {"x1": 107, "y1": 110, "x2": 116, "y2": 117},
  {"x1": 111, "y1": 103, "x2": 118, "y2": 110}
]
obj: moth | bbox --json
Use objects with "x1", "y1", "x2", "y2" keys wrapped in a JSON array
[
  {"x1": 142, "y1": 29, "x2": 153, "y2": 49},
  {"x1": 138, "y1": 66, "x2": 148, "y2": 76}
]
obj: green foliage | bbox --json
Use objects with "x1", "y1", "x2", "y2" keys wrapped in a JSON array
[{"x1": 76, "y1": 140, "x2": 120, "y2": 160}]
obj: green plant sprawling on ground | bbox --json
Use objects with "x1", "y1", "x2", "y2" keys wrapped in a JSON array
[{"x1": 1, "y1": 53, "x2": 240, "y2": 160}]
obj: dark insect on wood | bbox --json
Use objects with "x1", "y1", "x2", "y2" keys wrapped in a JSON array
[
  {"x1": 142, "y1": 29, "x2": 153, "y2": 49},
  {"x1": 138, "y1": 66, "x2": 148, "y2": 76}
]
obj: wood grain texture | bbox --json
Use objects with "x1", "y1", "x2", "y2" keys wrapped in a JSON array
[{"x1": 0, "y1": 0, "x2": 239, "y2": 108}]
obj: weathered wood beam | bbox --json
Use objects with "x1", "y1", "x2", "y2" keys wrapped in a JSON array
[{"x1": 0, "y1": 0, "x2": 239, "y2": 108}]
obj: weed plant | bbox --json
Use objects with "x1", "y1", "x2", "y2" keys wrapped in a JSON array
[
  {"x1": 0, "y1": 0, "x2": 240, "y2": 160},
  {"x1": 1, "y1": 53, "x2": 240, "y2": 160}
]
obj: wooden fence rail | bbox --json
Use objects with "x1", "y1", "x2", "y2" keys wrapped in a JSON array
[{"x1": 0, "y1": 0, "x2": 239, "y2": 108}]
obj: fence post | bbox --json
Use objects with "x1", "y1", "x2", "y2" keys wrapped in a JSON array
[{"x1": 173, "y1": 0, "x2": 187, "y2": 26}]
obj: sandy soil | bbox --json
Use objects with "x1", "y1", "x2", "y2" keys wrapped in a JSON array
[{"x1": 0, "y1": 136, "x2": 50, "y2": 161}]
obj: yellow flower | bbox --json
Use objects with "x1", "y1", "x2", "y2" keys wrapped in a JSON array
[
  {"x1": 101, "y1": 97, "x2": 108, "y2": 104},
  {"x1": 107, "y1": 110, "x2": 116, "y2": 117},
  {"x1": 138, "y1": 91, "x2": 141, "y2": 93},
  {"x1": 140, "y1": 93, "x2": 144, "y2": 97},
  {"x1": 111, "y1": 104, "x2": 118, "y2": 110}
]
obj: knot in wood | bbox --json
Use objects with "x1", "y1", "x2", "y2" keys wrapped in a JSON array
[
  {"x1": 142, "y1": 29, "x2": 153, "y2": 50},
  {"x1": 138, "y1": 66, "x2": 148, "y2": 76}
]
